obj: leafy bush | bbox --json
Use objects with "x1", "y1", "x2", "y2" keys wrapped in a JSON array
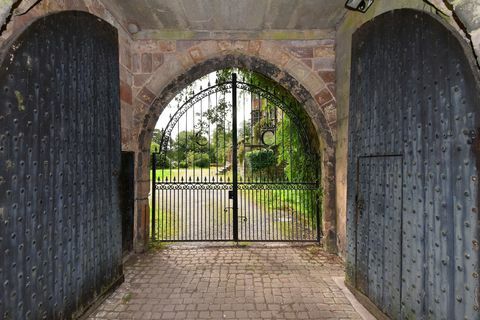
[
  {"x1": 245, "y1": 149, "x2": 276, "y2": 172},
  {"x1": 187, "y1": 152, "x2": 210, "y2": 168},
  {"x1": 151, "y1": 141, "x2": 160, "y2": 153}
]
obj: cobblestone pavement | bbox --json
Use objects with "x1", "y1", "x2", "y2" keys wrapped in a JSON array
[{"x1": 88, "y1": 245, "x2": 363, "y2": 320}]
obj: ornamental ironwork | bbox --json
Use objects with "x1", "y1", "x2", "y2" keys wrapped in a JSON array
[{"x1": 151, "y1": 72, "x2": 321, "y2": 242}]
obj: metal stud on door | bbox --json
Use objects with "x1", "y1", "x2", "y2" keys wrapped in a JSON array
[{"x1": 347, "y1": 9, "x2": 480, "y2": 320}]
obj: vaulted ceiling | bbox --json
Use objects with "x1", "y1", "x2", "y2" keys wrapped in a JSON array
[{"x1": 101, "y1": 0, "x2": 347, "y2": 38}]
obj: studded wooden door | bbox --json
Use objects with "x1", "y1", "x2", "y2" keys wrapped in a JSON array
[
  {"x1": 348, "y1": 9, "x2": 480, "y2": 319},
  {"x1": 356, "y1": 156, "x2": 403, "y2": 318},
  {"x1": 0, "y1": 12, "x2": 122, "y2": 319}
]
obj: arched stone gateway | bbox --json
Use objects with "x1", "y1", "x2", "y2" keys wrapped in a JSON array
[{"x1": 134, "y1": 54, "x2": 338, "y2": 252}]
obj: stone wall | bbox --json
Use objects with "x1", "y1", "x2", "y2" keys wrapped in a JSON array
[
  {"x1": 129, "y1": 39, "x2": 339, "y2": 252},
  {"x1": 444, "y1": 0, "x2": 480, "y2": 66},
  {"x1": 130, "y1": 39, "x2": 337, "y2": 143}
]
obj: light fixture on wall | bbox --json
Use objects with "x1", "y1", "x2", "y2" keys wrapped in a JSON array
[{"x1": 345, "y1": 0, "x2": 374, "y2": 13}]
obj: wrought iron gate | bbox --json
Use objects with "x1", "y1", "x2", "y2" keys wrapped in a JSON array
[{"x1": 151, "y1": 73, "x2": 321, "y2": 242}]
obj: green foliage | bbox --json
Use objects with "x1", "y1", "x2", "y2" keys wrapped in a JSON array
[
  {"x1": 216, "y1": 68, "x2": 234, "y2": 83},
  {"x1": 252, "y1": 117, "x2": 273, "y2": 144},
  {"x1": 121, "y1": 293, "x2": 132, "y2": 304},
  {"x1": 239, "y1": 120, "x2": 252, "y2": 140},
  {"x1": 152, "y1": 129, "x2": 164, "y2": 145},
  {"x1": 275, "y1": 117, "x2": 317, "y2": 182},
  {"x1": 203, "y1": 99, "x2": 231, "y2": 127},
  {"x1": 245, "y1": 149, "x2": 276, "y2": 172},
  {"x1": 187, "y1": 152, "x2": 210, "y2": 168},
  {"x1": 151, "y1": 141, "x2": 160, "y2": 153},
  {"x1": 172, "y1": 131, "x2": 209, "y2": 159},
  {"x1": 211, "y1": 126, "x2": 232, "y2": 165}
]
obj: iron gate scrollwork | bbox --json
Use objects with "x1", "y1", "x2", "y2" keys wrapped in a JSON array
[{"x1": 151, "y1": 72, "x2": 321, "y2": 242}]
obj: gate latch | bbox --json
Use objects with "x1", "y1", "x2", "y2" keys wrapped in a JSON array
[{"x1": 229, "y1": 190, "x2": 234, "y2": 199}]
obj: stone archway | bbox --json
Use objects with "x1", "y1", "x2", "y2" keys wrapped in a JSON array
[{"x1": 134, "y1": 51, "x2": 338, "y2": 252}]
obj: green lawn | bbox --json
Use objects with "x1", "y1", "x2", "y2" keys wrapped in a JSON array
[
  {"x1": 149, "y1": 198, "x2": 180, "y2": 240},
  {"x1": 151, "y1": 167, "x2": 232, "y2": 182},
  {"x1": 241, "y1": 188, "x2": 321, "y2": 235}
]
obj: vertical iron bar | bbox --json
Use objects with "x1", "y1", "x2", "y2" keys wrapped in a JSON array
[
  {"x1": 197, "y1": 188, "x2": 200, "y2": 240},
  {"x1": 174, "y1": 181, "x2": 177, "y2": 241},
  {"x1": 161, "y1": 182, "x2": 164, "y2": 240},
  {"x1": 282, "y1": 188, "x2": 286, "y2": 241},
  {"x1": 276, "y1": 186, "x2": 280, "y2": 241},
  {"x1": 267, "y1": 182, "x2": 271, "y2": 240},
  {"x1": 316, "y1": 169, "x2": 321, "y2": 243},
  {"x1": 215, "y1": 182, "x2": 218, "y2": 240},
  {"x1": 189, "y1": 179, "x2": 192, "y2": 240},
  {"x1": 223, "y1": 186, "x2": 226, "y2": 240},
  {"x1": 232, "y1": 73, "x2": 239, "y2": 242},
  {"x1": 177, "y1": 117, "x2": 180, "y2": 180},
  {"x1": 151, "y1": 153, "x2": 156, "y2": 240},
  {"x1": 288, "y1": 188, "x2": 292, "y2": 241},
  {"x1": 181, "y1": 182, "x2": 184, "y2": 240},
  {"x1": 307, "y1": 187, "x2": 311, "y2": 241},
  {"x1": 294, "y1": 180, "x2": 297, "y2": 239},
  {"x1": 185, "y1": 104, "x2": 188, "y2": 182},
  {"x1": 169, "y1": 176, "x2": 172, "y2": 240},
  {"x1": 299, "y1": 186, "x2": 303, "y2": 240},
  {"x1": 305, "y1": 187, "x2": 309, "y2": 241},
  {"x1": 200, "y1": 96, "x2": 203, "y2": 182},
  {"x1": 255, "y1": 185, "x2": 259, "y2": 240}
]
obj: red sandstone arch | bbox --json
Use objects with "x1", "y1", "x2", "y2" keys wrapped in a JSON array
[{"x1": 134, "y1": 52, "x2": 338, "y2": 252}]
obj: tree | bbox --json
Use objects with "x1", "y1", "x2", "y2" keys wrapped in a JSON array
[
  {"x1": 211, "y1": 126, "x2": 232, "y2": 165},
  {"x1": 214, "y1": 68, "x2": 317, "y2": 181},
  {"x1": 167, "y1": 130, "x2": 211, "y2": 168},
  {"x1": 152, "y1": 129, "x2": 164, "y2": 145},
  {"x1": 151, "y1": 141, "x2": 160, "y2": 153}
]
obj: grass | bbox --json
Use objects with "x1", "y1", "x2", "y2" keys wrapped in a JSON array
[
  {"x1": 242, "y1": 190, "x2": 321, "y2": 227},
  {"x1": 240, "y1": 188, "x2": 321, "y2": 238},
  {"x1": 236, "y1": 242, "x2": 252, "y2": 247},
  {"x1": 149, "y1": 198, "x2": 181, "y2": 241},
  {"x1": 148, "y1": 241, "x2": 168, "y2": 252},
  {"x1": 121, "y1": 293, "x2": 132, "y2": 304},
  {"x1": 307, "y1": 246, "x2": 322, "y2": 255}
]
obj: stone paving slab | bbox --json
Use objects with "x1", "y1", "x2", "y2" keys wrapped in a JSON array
[{"x1": 87, "y1": 245, "x2": 364, "y2": 320}]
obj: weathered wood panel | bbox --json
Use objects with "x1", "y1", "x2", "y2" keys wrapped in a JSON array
[
  {"x1": 0, "y1": 11, "x2": 122, "y2": 319},
  {"x1": 356, "y1": 156, "x2": 402, "y2": 318},
  {"x1": 347, "y1": 9, "x2": 480, "y2": 320}
]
